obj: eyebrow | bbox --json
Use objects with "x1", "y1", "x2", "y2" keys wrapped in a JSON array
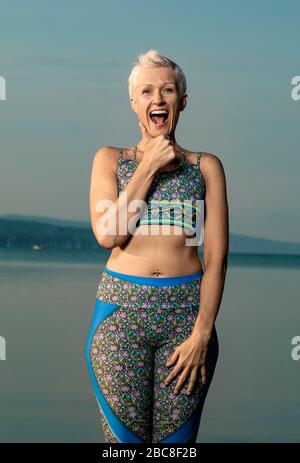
[{"x1": 139, "y1": 82, "x2": 176, "y2": 87}]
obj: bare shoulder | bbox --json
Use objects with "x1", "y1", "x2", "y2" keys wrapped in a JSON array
[
  {"x1": 200, "y1": 151, "x2": 226, "y2": 182},
  {"x1": 185, "y1": 149, "x2": 226, "y2": 186},
  {"x1": 92, "y1": 146, "x2": 121, "y2": 171},
  {"x1": 93, "y1": 146, "x2": 120, "y2": 161}
]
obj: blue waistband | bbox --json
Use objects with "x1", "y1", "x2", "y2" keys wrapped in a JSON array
[{"x1": 103, "y1": 267, "x2": 204, "y2": 286}]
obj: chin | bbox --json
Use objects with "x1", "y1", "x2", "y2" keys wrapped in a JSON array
[{"x1": 150, "y1": 124, "x2": 170, "y2": 132}]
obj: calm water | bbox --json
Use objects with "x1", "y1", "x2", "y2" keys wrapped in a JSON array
[{"x1": 0, "y1": 248, "x2": 300, "y2": 442}]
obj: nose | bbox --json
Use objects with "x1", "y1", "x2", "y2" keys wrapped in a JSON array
[{"x1": 152, "y1": 89, "x2": 165, "y2": 104}]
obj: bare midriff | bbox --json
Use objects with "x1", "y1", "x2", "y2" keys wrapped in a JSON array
[{"x1": 106, "y1": 224, "x2": 203, "y2": 277}]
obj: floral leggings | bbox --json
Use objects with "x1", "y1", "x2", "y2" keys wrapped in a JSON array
[{"x1": 85, "y1": 267, "x2": 219, "y2": 443}]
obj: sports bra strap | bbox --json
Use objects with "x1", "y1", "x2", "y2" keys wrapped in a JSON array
[
  {"x1": 196, "y1": 152, "x2": 203, "y2": 169},
  {"x1": 132, "y1": 145, "x2": 137, "y2": 161},
  {"x1": 119, "y1": 147, "x2": 136, "y2": 161}
]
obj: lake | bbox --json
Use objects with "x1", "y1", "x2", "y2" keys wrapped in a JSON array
[{"x1": 0, "y1": 248, "x2": 299, "y2": 442}]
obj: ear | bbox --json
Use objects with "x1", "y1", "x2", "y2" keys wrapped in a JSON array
[
  {"x1": 130, "y1": 97, "x2": 137, "y2": 114},
  {"x1": 180, "y1": 94, "x2": 188, "y2": 111}
]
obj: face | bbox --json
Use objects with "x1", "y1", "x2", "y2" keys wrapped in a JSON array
[{"x1": 130, "y1": 67, "x2": 188, "y2": 138}]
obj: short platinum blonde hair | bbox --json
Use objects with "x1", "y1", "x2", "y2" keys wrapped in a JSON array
[{"x1": 128, "y1": 49, "x2": 187, "y2": 101}]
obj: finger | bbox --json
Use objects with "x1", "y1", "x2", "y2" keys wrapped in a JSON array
[
  {"x1": 138, "y1": 121, "x2": 152, "y2": 140},
  {"x1": 166, "y1": 349, "x2": 179, "y2": 367},
  {"x1": 201, "y1": 364, "x2": 206, "y2": 384},
  {"x1": 164, "y1": 364, "x2": 181, "y2": 385},
  {"x1": 174, "y1": 369, "x2": 190, "y2": 395},
  {"x1": 186, "y1": 368, "x2": 198, "y2": 395}
]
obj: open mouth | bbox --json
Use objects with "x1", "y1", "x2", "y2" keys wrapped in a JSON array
[{"x1": 149, "y1": 109, "x2": 169, "y2": 127}]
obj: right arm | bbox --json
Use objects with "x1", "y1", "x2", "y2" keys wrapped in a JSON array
[{"x1": 89, "y1": 146, "x2": 156, "y2": 249}]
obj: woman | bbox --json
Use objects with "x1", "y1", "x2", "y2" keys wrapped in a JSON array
[{"x1": 85, "y1": 49, "x2": 229, "y2": 444}]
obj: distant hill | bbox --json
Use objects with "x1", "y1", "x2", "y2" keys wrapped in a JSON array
[
  {"x1": 1, "y1": 214, "x2": 90, "y2": 228},
  {"x1": 229, "y1": 233, "x2": 300, "y2": 255},
  {"x1": 0, "y1": 216, "x2": 96, "y2": 250},
  {"x1": 0, "y1": 214, "x2": 299, "y2": 254}
]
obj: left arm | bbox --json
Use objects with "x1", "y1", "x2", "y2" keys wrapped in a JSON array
[
  {"x1": 164, "y1": 153, "x2": 229, "y2": 395},
  {"x1": 192, "y1": 153, "x2": 229, "y2": 340}
]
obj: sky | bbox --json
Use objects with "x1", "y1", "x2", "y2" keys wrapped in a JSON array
[{"x1": 0, "y1": 0, "x2": 299, "y2": 242}]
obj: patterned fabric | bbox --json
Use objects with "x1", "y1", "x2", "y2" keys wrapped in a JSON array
[
  {"x1": 85, "y1": 269, "x2": 219, "y2": 443},
  {"x1": 117, "y1": 147, "x2": 205, "y2": 236}
]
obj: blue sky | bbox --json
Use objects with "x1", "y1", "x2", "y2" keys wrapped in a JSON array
[{"x1": 0, "y1": 0, "x2": 299, "y2": 242}]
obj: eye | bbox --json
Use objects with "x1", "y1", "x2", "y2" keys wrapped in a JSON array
[
  {"x1": 142, "y1": 89, "x2": 151, "y2": 94},
  {"x1": 164, "y1": 88, "x2": 175, "y2": 93}
]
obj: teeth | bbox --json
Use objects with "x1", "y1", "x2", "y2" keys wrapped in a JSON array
[{"x1": 150, "y1": 110, "x2": 168, "y2": 116}]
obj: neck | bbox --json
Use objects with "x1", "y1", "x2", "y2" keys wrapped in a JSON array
[{"x1": 137, "y1": 135, "x2": 182, "y2": 156}]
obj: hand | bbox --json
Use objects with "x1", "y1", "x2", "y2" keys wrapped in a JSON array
[
  {"x1": 164, "y1": 332, "x2": 210, "y2": 395},
  {"x1": 138, "y1": 121, "x2": 176, "y2": 172}
]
